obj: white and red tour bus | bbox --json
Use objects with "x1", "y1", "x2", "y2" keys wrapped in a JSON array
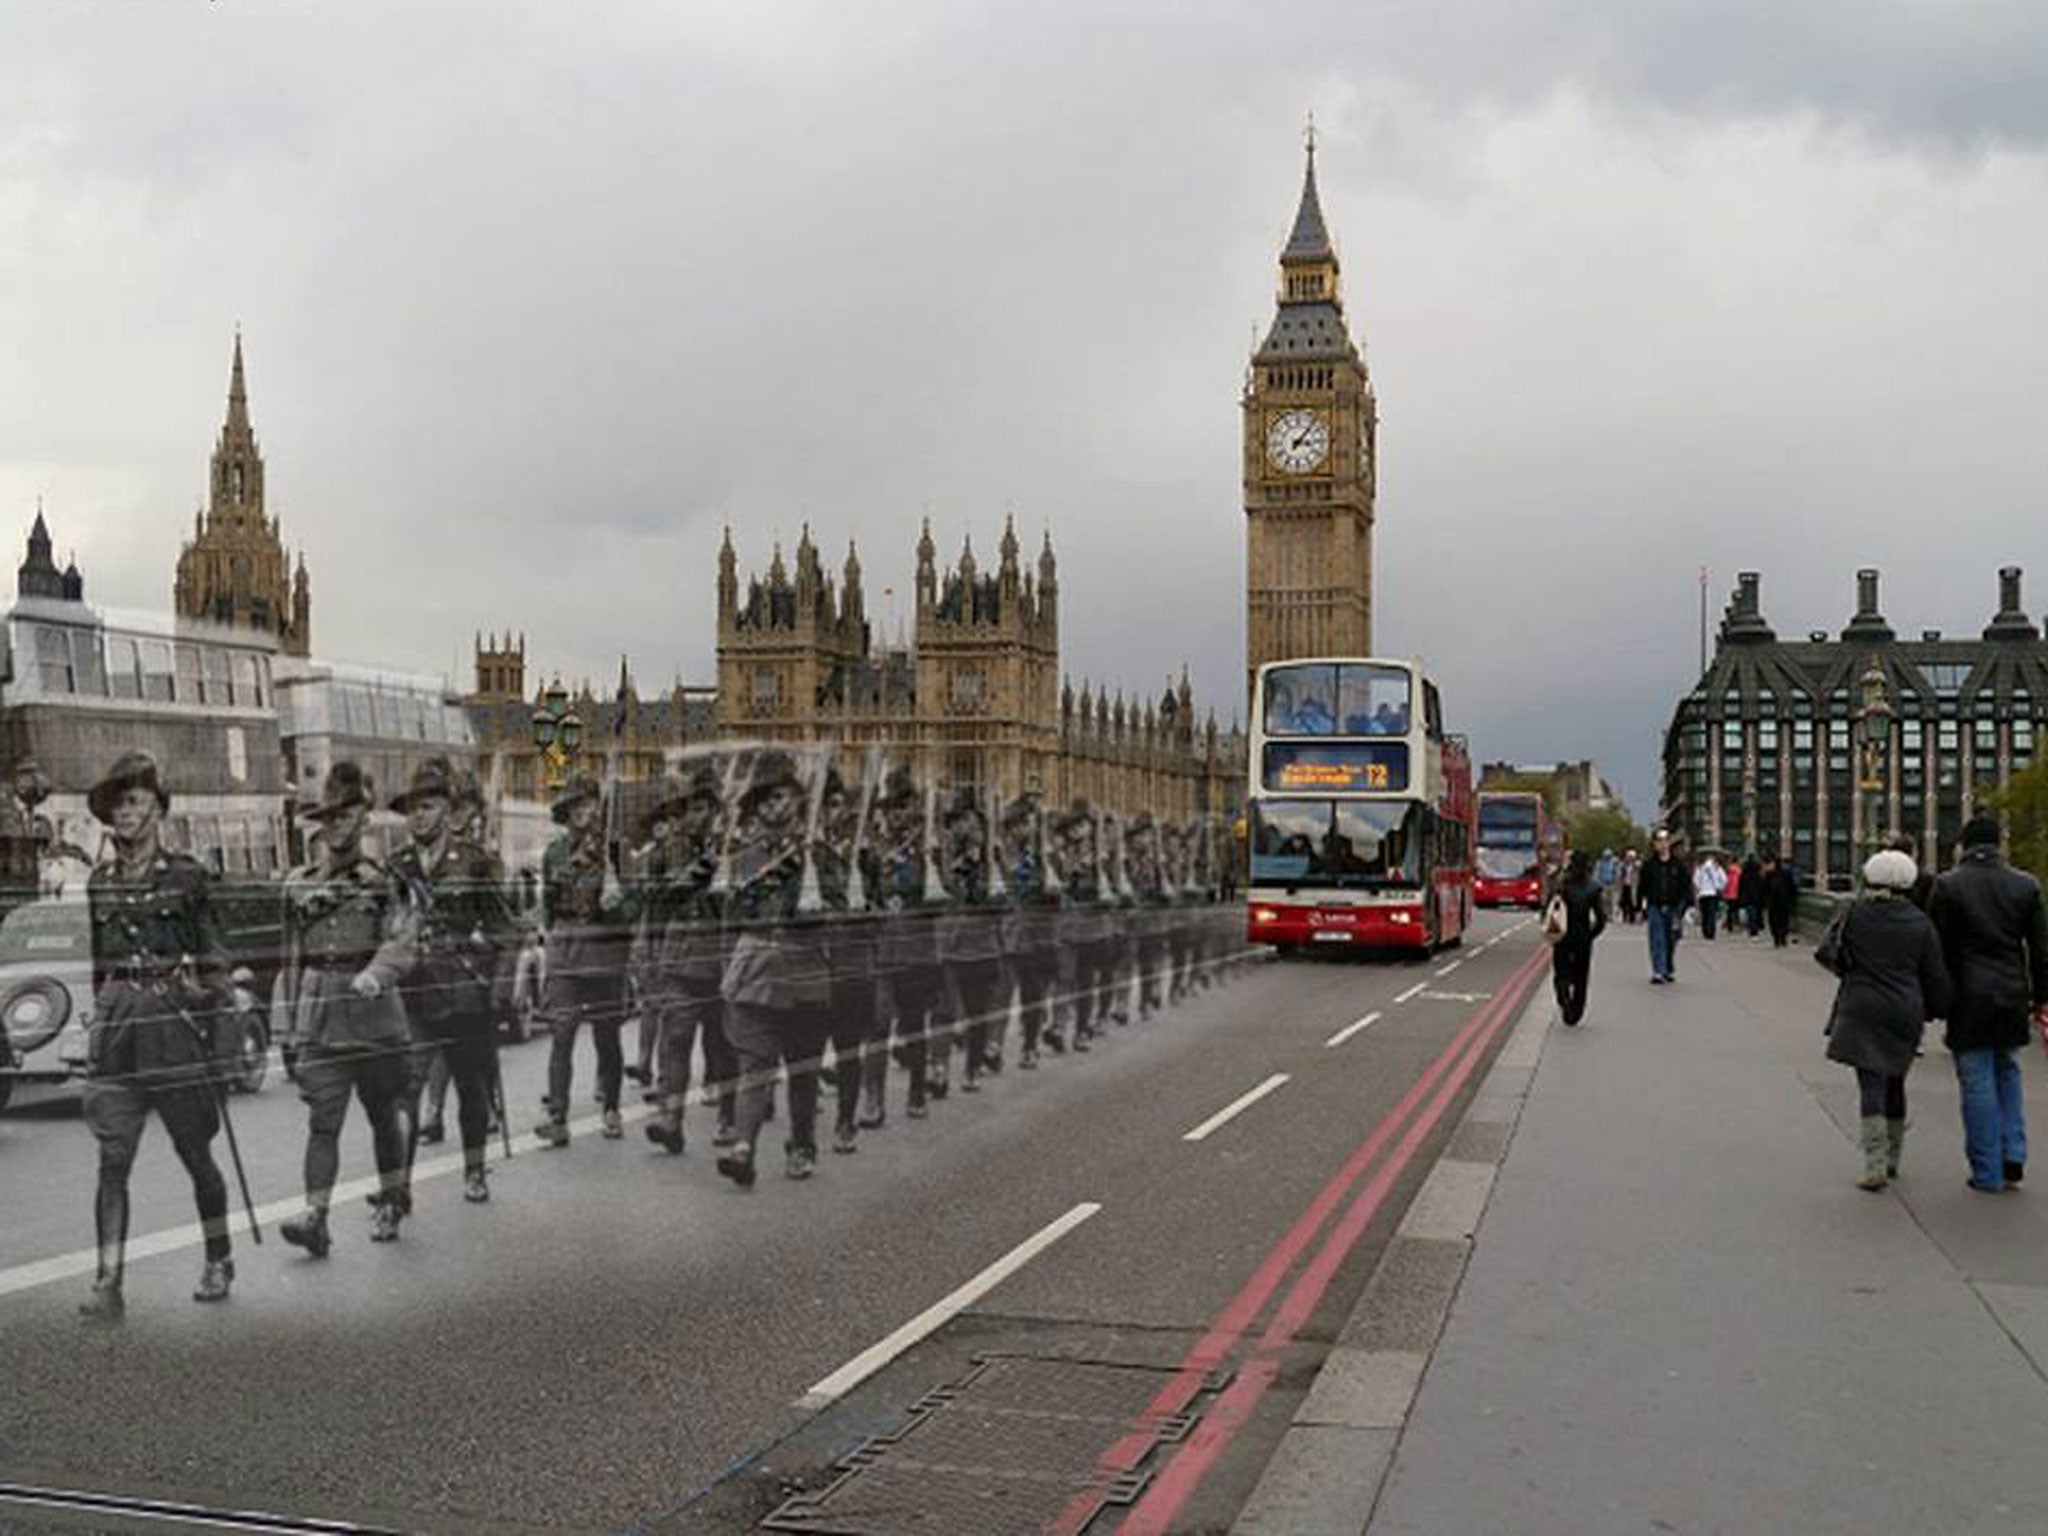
[{"x1": 1245, "y1": 656, "x2": 1474, "y2": 954}]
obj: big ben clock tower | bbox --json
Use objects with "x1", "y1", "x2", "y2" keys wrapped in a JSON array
[{"x1": 1243, "y1": 132, "x2": 1376, "y2": 700}]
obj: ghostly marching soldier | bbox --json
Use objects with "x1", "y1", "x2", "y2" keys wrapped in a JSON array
[
  {"x1": 276, "y1": 762, "x2": 419, "y2": 1254},
  {"x1": 1126, "y1": 813, "x2": 1168, "y2": 1020},
  {"x1": 937, "y1": 785, "x2": 1005, "y2": 1090},
  {"x1": 998, "y1": 792, "x2": 1061, "y2": 1067},
  {"x1": 643, "y1": 761, "x2": 735, "y2": 1155},
  {"x1": 813, "y1": 760, "x2": 881, "y2": 1154},
  {"x1": 535, "y1": 774, "x2": 635, "y2": 1148},
  {"x1": 716, "y1": 749, "x2": 832, "y2": 1185},
  {"x1": 76, "y1": 752, "x2": 238, "y2": 1321},
  {"x1": 865, "y1": 762, "x2": 940, "y2": 1123},
  {"x1": 1057, "y1": 800, "x2": 1112, "y2": 1049},
  {"x1": 389, "y1": 757, "x2": 519, "y2": 1205}
]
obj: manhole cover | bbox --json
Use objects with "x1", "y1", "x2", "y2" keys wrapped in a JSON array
[{"x1": 763, "y1": 1353, "x2": 1228, "y2": 1536}]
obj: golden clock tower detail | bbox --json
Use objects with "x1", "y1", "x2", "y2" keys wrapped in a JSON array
[{"x1": 1243, "y1": 134, "x2": 1376, "y2": 697}]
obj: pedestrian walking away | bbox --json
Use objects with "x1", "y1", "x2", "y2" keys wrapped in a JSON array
[
  {"x1": 76, "y1": 751, "x2": 241, "y2": 1322},
  {"x1": 1818, "y1": 849, "x2": 1952, "y2": 1190},
  {"x1": 1929, "y1": 813, "x2": 2048, "y2": 1193},
  {"x1": 1549, "y1": 850, "x2": 1609, "y2": 1025},
  {"x1": 1761, "y1": 853, "x2": 1796, "y2": 948},
  {"x1": 1619, "y1": 848, "x2": 1642, "y2": 925},
  {"x1": 275, "y1": 762, "x2": 418, "y2": 1255},
  {"x1": 1640, "y1": 829, "x2": 1690, "y2": 982},
  {"x1": 1693, "y1": 851, "x2": 1727, "y2": 940}
]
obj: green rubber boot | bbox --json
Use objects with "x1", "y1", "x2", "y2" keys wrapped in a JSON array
[
  {"x1": 1857, "y1": 1116, "x2": 1889, "y2": 1191},
  {"x1": 1886, "y1": 1117, "x2": 1907, "y2": 1179}
]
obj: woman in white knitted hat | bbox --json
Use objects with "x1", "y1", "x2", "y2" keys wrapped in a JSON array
[{"x1": 1819, "y1": 848, "x2": 1953, "y2": 1190}]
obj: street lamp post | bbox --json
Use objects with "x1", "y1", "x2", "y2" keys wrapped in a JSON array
[
  {"x1": 532, "y1": 681, "x2": 583, "y2": 795},
  {"x1": 1857, "y1": 658, "x2": 1893, "y2": 876}
]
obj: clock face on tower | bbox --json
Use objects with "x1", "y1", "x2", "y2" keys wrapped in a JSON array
[{"x1": 1266, "y1": 409, "x2": 1330, "y2": 474}]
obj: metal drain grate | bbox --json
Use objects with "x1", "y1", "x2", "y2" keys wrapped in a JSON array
[{"x1": 762, "y1": 1353, "x2": 1228, "y2": 1536}]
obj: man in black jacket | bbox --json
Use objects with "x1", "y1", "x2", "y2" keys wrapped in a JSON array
[
  {"x1": 1930, "y1": 814, "x2": 2048, "y2": 1193},
  {"x1": 1639, "y1": 830, "x2": 1691, "y2": 984}
]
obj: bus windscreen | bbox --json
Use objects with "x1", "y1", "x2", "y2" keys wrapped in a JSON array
[
  {"x1": 1477, "y1": 800, "x2": 1540, "y2": 847},
  {"x1": 1262, "y1": 740, "x2": 1409, "y2": 794},
  {"x1": 1250, "y1": 798, "x2": 1422, "y2": 888}
]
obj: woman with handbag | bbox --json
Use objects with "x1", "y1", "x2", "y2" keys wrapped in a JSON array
[
  {"x1": 1547, "y1": 851, "x2": 1607, "y2": 1027},
  {"x1": 1819, "y1": 850, "x2": 1952, "y2": 1190}
]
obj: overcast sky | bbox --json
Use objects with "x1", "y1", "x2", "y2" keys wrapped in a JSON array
[{"x1": 6, "y1": 1, "x2": 2048, "y2": 814}]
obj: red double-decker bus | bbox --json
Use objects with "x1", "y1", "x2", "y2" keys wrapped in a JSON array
[
  {"x1": 1244, "y1": 657, "x2": 1474, "y2": 955},
  {"x1": 1474, "y1": 791, "x2": 1554, "y2": 908}
]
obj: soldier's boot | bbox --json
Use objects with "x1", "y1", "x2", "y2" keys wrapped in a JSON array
[
  {"x1": 1856, "y1": 1116, "x2": 1890, "y2": 1191},
  {"x1": 785, "y1": 1142, "x2": 817, "y2": 1181},
  {"x1": 716, "y1": 1141, "x2": 757, "y2": 1189},
  {"x1": 534, "y1": 1114, "x2": 570, "y2": 1149},
  {"x1": 1020, "y1": 1045, "x2": 1040, "y2": 1070},
  {"x1": 282, "y1": 1207, "x2": 332, "y2": 1258},
  {"x1": 464, "y1": 1163, "x2": 490, "y2": 1204},
  {"x1": 193, "y1": 1257, "x2": 235, "y2": 1303},
  {"x1": 1887, "y1": 1118, "x2": 1908, "y2": 1179},
  {"x1": 418, "y1": 1116, "x2": 446, "y2": 1146},
  {"x1": 601, "y1": 1107, "x2": 625, "y2": 1140},
  {"x1": 79, "y1": 1277, "x2": 125, "y2": 1324},
  {"x1": 370, "y1": 1200, "x2": 404, "y2": 1243},
  {"x1": 645, "y1": 1099, "x2": 685, "y2": 1155},
  {"x1": 858, "y1": 1054, "x2": 888, "y2": 1130},
  {"x1": 833, "y1": 1116, "x2": 858, "y2": 1155}
]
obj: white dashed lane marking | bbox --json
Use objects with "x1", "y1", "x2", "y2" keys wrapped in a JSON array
[
  {"x1": 1325, "y1": 1011, "x2": 1382, "y2": 1048},
  {"x1": 1183, "y1": 1074, "x2": 1291, "y2": 1142}
]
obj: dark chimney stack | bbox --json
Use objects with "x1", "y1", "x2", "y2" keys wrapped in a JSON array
[{"x1": 1856, "y1": 568, "x2": 1880, "y2": 617}]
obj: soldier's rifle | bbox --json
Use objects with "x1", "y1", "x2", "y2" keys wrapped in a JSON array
[{"x1": 845, "y1": 747, "x2": 881, "y2": 913}]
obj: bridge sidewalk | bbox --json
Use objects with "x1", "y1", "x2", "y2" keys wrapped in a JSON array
[{"x1": 1356, "y1": 920, "x2": 2048, "y2": 1535}]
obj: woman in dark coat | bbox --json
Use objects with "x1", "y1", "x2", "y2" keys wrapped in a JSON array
[
  {"x1": 1820, "y1": 849, "x2": 1953, "y2": 1190},
  {"x1": 1550, "y1": 850, "x2": 1607, "y2": 1026},
  {"x1": 1761, "y1": 854, "x2": 1796, "y2": 949}
]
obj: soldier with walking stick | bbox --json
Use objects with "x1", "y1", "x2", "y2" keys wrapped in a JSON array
[
  {"x1": 77, "y1": 752, "x2": 243, "y2": 1321},
  {"x1": 275, "y1": 762, "x2": 418, "y2": 1254}
]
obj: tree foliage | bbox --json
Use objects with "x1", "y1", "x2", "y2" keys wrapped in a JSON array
[
  {"x1": 1566, "y1": 806, "x2": 1647, "y2": 858},
  {"x1": 1995, "y1": 756, "x2": 2048, "y2": 886}
]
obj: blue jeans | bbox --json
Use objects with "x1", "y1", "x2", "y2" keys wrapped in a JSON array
[
  {"x1": 1646, "y1": 905, "x2": 1681, "y2": 979},
  {"x1": 1954, "y1": 1047, "x2": 2027, "y2": 1187}
]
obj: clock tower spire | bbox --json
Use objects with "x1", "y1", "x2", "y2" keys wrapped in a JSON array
[{"x1": 1242, "y1": 131, "x2": 1377, "y2": 701}]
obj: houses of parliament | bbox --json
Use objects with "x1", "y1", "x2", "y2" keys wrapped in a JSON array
[{"x1": 13, "y1": 142, "x2": 1375, "y2": 832}]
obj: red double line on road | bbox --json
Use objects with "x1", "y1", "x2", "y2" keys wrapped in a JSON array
[{"x1": 1047, "y1": 946, "x2": 1549, "y2": 1536}]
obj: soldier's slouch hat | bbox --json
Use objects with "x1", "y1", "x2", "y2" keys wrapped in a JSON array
[
  {"x1": 391, "y1": 755, "x2": 458, "y2": 813},
  {"x1": 88, "y1": 751, "x2": 171, "y2": 823},
  {"x1": 550, "y1": 774, "x2": 602, "y2": 825},
  {"x1": 739, "y1": 750, "x2": 804, "y2": 811},
  {"x1": 879, "y1": 762, "x2": 920, "y2": 806},
  {"x1": 303, "y1": 761, "x2": 376, "y2": 823}
]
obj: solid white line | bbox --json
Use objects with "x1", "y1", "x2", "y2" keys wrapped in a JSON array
[
  {"x1": 0, "y1": 1482, "x2": 374, "y2": 1531},
  {"x1": 0, "y1": 1099, "x2": 657, "y2": 1302},
  {"x1": 1182, "y1": 1073, "x2": 1291, "y2": 1142},
  {"x1": 1394, "y1": 981, "x2": 1428, "y2": 1004},
  {"x1": 1434, "y1": 960, "x2": 1462, "y2": 977},
  {"x1": 1325, "y1": 1011, "x2": 1382, "y2": 1048},
  {"x1": 795, "y1": 1201, "x2": 1102, "y2": 1410}
]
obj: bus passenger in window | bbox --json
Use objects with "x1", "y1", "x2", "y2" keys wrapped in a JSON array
[{"x1": 1293, "y1": 692, "x2": 1335, "y2": 734}]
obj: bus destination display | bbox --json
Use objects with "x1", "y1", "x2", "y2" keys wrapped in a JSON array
[{"x1": 1262, "y1": 741, "x2": 1410, "y2": 794}]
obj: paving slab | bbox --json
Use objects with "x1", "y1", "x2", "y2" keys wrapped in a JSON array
[{"x1": 1370, "y1": 929, "x2": 2048, "y2": 1536}]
